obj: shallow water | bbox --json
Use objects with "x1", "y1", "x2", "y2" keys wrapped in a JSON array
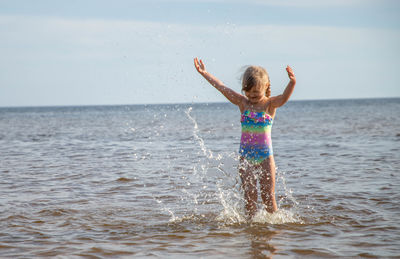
[{"x1": 1, "y1": 98, "x2": 400, "y2": 258}]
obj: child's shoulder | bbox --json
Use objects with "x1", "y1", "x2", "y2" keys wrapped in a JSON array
[
  {"x1": 238, "y1": 97, "x2": 249, "y2": 113},
  {"x1": 266, "y1": 97, "x2": 277, "y2": 118}
]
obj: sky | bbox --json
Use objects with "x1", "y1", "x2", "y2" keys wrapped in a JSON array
[{"x1": 0, "y1": 0, "x2": 399, "y2": 107}]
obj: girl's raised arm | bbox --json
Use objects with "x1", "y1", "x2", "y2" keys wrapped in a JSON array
[
  {"x1": 194, "y1": 58, "x2": 245, "y2": 106},
  {"x1": 271, "y1": 65, "x2": 296, "y2": 108}
]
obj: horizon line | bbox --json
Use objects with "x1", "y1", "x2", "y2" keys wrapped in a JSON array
[{"x1": 0, "y1": 96, "x2": 399, "y2": 109}]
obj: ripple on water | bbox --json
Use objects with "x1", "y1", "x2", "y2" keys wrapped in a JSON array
[{"x1": 1, "y1": 100, "x2": 400, "y2": 257}]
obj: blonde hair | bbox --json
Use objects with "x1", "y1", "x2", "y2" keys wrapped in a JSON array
[{"x1": 241, "y1": 66, "x2": 271, "y2": 97}]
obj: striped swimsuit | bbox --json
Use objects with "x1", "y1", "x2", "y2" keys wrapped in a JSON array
[{"x1": 239, "y1": 110, "x2": 273, "y2": 164}]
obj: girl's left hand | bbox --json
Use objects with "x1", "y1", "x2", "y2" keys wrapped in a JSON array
[{"x1": 286, "y1": 66, "x2": 296, "y2": 83}]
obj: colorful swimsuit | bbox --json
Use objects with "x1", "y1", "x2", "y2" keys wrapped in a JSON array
[{"x1": 239, "y1": 110, "x2": 273, "y2": 164}]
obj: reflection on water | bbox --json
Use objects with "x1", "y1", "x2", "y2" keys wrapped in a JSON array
[
  {"x1": 247, "y1": 226, "x2": 278, "y2": 258},
  {"x1": 0, "y1": 99, "x2": 400, "y2": 257}
]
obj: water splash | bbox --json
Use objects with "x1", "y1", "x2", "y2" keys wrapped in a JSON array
[
  {"x1": 252, "y1": 209, "x2": 303, "y2": 224},
  {"x1": 153, "y1": 196, "x2": 179, "y2": 223},
  {"x1": 185, "y1": 107, "x2": 213, "y2": 159},
  {"x1": 160, "y1": 106, "x2": 304, "y2": 226},
  {"x1": 277, "y1": 169, "x2": 300, "y2": 208}
]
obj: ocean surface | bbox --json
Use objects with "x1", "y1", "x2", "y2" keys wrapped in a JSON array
[{"x1": 1, "y1": 98, "x2": 399, "y2": 258}]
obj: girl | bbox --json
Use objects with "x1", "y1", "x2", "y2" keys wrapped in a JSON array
[{"x1": 194, "y1": 58, "x2": 296, "y2": 218}]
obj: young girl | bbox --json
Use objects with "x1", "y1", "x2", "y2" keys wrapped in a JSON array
[{"x1": 194, "y1": 58, "x2": 296, "y2": 218}]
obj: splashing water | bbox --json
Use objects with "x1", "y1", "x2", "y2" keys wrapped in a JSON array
[
  {"x1": 185, "y1": 107, "x2": 213, "y2": 159},
  {"x1": 175, "y1": 107, "x2": 303, "y2": 225},
  {"x1": 2, "y1": 100, "x2": 399, "y2": 257}
]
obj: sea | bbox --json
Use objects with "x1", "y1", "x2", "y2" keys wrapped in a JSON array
[{"x1": 0, "y1": 98, "x2": 399, "y2": 258}]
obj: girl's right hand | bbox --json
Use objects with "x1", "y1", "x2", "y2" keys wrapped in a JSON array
[
  {"x1": 286, "y1": 65, "x2": 296, "y2": 84},
  {"x1": 194, "y1": 58, "x2": 206, "y2": 75}
]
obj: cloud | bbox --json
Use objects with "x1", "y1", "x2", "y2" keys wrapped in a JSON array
[
  {"x1": 0, "y1": 15, "x2": 398, "y2": 106},
  {"x1": 145, "y1": 0, "x2": 377, "y2": 7},
  {"x1": 242, "y1": 0, "x2": 376, "y2": 7},
  {"x1": 2, "y1": 14, "x2": 395, "y2": 60}
]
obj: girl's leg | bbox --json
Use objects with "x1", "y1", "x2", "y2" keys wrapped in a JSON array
[
  {"x1": 260, "y1": 156, "x2": 278, "y2": 213},
  {"x1": 239, "y1": 158, "x2": 258, "y2": 218}
]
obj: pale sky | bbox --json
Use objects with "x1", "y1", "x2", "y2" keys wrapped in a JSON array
[{"x1": 0, "y1": 0, "x2": 399, "y2": 107}]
